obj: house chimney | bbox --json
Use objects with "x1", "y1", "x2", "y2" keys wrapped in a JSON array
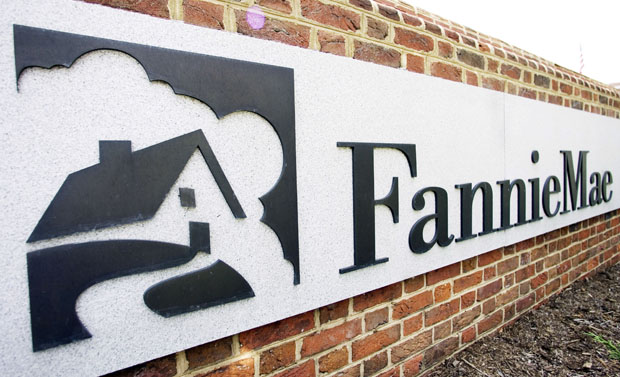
[{"x1": 99, "y1": 140, "x2": 131, "y2": 164}]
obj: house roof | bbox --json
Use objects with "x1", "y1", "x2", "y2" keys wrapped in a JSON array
[{"x1": 28, "y1": 130, "x2": 245, "y2": 243}]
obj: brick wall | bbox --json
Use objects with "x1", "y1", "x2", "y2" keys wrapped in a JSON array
[{"x1": 82, "y1": 0, "x2": 620, "y2": 376}]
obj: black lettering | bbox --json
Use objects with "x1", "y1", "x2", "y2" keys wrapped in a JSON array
[
  {"x1": 589, "y1": 172, "x2": 602, "y2": 206},
  {"x1": 497, "y1": 179, "x2": 527, "y2": 229},
  {"x1": 409, "y1": 187, "x2": 453, "y2": 253},
  {"x1": 455, "y1": 182, "x2": 493, "y2": 242},
  {"x1": 529, "y1": 177, "x2": 542, "y2": 222},
  {"x1": 602, "y1": 171, "x2": 613, "y2": 202},
  {"x1": 560, "y1": 150, "x2": 589, "y2": 213},
  {"x1": 338, "y1": 142, "x2": 417, "y2": 274},
  {"x1": 543, "y1": 176, "x2": 561, "y2": 217}
]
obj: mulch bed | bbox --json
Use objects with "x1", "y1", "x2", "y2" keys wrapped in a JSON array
[{"x1": 426, "y1": 263, "x2": 620, "y2": 377}]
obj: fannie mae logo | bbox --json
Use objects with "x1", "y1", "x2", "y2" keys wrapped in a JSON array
[
  {"x1": 14, "y1": 25, "x2": 300, "y2": 352},
  {"x1": 15, "y1": 25, "x2": 615, "y2": 354}
]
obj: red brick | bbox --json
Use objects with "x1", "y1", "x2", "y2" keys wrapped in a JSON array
[
  {"x1": 391, "y1": 330, "x2": 432, "y2": 363},
  {"x1": 354, "y1": 283, "x2": 401, "y2": 311},
  {"x1": 496, "y1": 286, "x2": 518, "y2": 306},
  {"x1": 462, "y1": 36, "x2": 476, "y2": 47},
  {"x1": 460, "y1": 291, "x2": 475, "y2": 309},
  {"x1": 504, "y1": 273, "x2": 515, "y2": 288},
  {"x1": 453, "y1": 271, "x2": 482, "y2": 293},
  {"x1": 376, "y1": 366, "x2": 399, "y2": 377},
  {"x1": 478, "y1": 249, "x2": 502, "y2": 266},
  {"x1": 363, "y1": 351, "x2": 388, "y2": 376},
  {"x1": 519, "y1": 87, "x2": 536, "y2": 99},
  {"x1": 301, "y1": 319, "x2": 361, "y2": 357},
  {"x1": 497, "y1": 256, "x2": 518, "y2": 275},
  {"x1": 487, "y1": 58, "x2": 499, "y2": 73},
  {"x1": 461, "y1": 326, "x2": 476, "y2": 344},
  {"x1": 196, "y1": 358, "x2": 254, "y2": 377},
  {"x1": 334, "y1": 365, "x2": 360, "y2": 377},
  {"x1": 301, "y1": 0, "x2": 360, "y2": 31},
  {"x1": 273, "y1": 360, "x2": 315, "y2": 377},
  {"x1": 481, "y1": 76, "x2": 504, "y2": 92},
  {"x1": 319, "y1": 299, "x2": 349, "y2": 324},
  {"x1": 587, "y1": 257, "x2": 599, "y2": 271},
  {"x1": 82, "y1": 0, "x2": 169, "y2": 18},
  {"x1": 445, "y1": 29, "x2": 459, "y2": 42},
  {"x1": 484, "y1": 266, "x2": 496, "y2": 280},
  {"x1": 456, "y1": 49, "x2": 484, "y2": 69},
  {"x1": 500, "y1": 63, "x2": 521, "y2": 79},
  {"x1": 438, "y1": 41, "x2": 453, "y2": 58},
  {"x1": 545, "y1": 278, "x2": 561, "y2": 295},
  {"x1": 236, "y1": 11, "x2": 310, "y2": 48},
  {"x1": 367, "y1": 17, "x2": 389, "y2": 40},
  {"x1": 393, "y1": 290, "x2": 433, "y2": 319},
  {"x1": 535, "y1": 286, "x2": 546, "y2": 302},
  {"x1": 406, "y1": 54, "x2": 425, "y2": 74},
  {"x1": 516, "y1": 293, "x2": 535, "y2": 312},
  {"x1": 183, "y1": 0, "x2": 224, "y2": 29},
  {"x1": 434, "y1": 321, "x2": 452, "y2": 340},
  {"x1": 504, "y1": 245, "x2": 516, "y2": 255},
  {"x1": 477, "y1": 279, "x2": 502, "y2": 301},
  {"x1": 349, "y1": 0, "x2": 372, "y2": 11},
  {"x1": 557, "y1": 235, "x2": 572, "y2": 250},
  {"x1": 365, "y1": 307, "x2": 389, "y2": 331},
  {"x1": 548, "y1": 95, "x2": 563, "y2": 105},
  {"x1": 186, "y1": 337, "x2": 232, "y2": 370},
  {"x1": 257, "y1": 0, "x2": 292, "y2": 13},
  {"x1": 482, "y1": 298, "x2": 496, "y2": 315},
  {"x1": 109, "y1": 354, "x2": 176, "y2": 377},
  {"x1": 520, "y1": 252, "x2": 531, "y2": 266},
  {"x1": 318, "y1": 347, "x2": 348, "y2": 373},
  {"x1": 404, "y1": 275, "x2": 425, "y2": 293},
  {"x1": 545, "y1": 253, "x2": 561, "y2": 268},
  {"x1": 425, "y1": 298, "x2": 460, "y2": 326},
  {"x1": 477, "y1": 310, "x2": 502, "y2": 334},
  {"x1": 423, "y1": 336, "x2": 459, "y2": 368},
  {"x1": 427, "y1": 263, "x2": 461, "y2": 286},
  {"x1": 378, "y1": 4, "x2": 399, "y2": 20},
  {"x1": 504, "y1": 303, "x2": 516, "y2": 321},
  {"x1": 403, "y1": 14, "x2": 423, "y2": 27},
  {"x1": 515, "y1": 265, "x2": 535, "y2": 283},
  {"x1": 403, "y1": 313, "x2": 423, "y2": 336},
  {"x1": 240, "y1": 311, "x2": 314, "y2": 351},
  {"x1": 260, "y1": 341, "x2": 296, "y2": 374},
  {"x1": 466, "y1": 70, "x2": 478, "y2": 86},
  {"x1": 520, "y1": 281, "x2": 530, "y2": 295},
  {"x1": 394, "y1": 28, "x2": 434, "y2": 52},
  {"x1": 353, "y1": 40, "x2": 401, "y2": 68},
  {"x1": 531, "y1": 246, "x2": 547, "y2": 261},
  {"x1": 402, "y1": 354, "x2": 424, "y2": 377},
  {"x1": 425, "y1": 22, "x2": 442, "y2": 36},
  {"x1": 506, "y1": 82, "x2": 517, "y2": 95},
  {"x1": 352, "y1": 325, "x2": 400, "y2": 361},
  {"x1": 452, "y1": 305, "x2": 481, "y2": 331},
  {"x1": 530, "y1": 272, "x2": 548, "y2": 289},
  {"x1": 434, "y1": 283, "x2": 451, "y2": 303},
  {"x1": 318, "y1": 31, "x2": 346, "y2": 57},
  {"x1": 462, "y1": 257, "x2": 477, "y2": 273}
]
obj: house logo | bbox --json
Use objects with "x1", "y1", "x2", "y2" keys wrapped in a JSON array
[{"x1": 14, "y1": 25, "x2": 300, "y2": 352}]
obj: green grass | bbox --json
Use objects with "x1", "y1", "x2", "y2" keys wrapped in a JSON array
[{"x1": 586, "y1": 332, "x2": 620, "y2": 360}]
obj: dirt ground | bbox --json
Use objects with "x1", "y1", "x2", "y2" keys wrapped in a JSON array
[{"x1": 427, "y1": 263, "x2": 620, "y2": 377}]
